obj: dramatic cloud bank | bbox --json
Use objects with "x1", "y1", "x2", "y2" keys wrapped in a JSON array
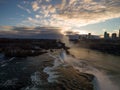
[
  {"x1": 17, "y1": 0, "x2": 120, "y2": 32},
  {"x1": 0, "y1": 26, "x2": 63, "y2": 39},
  {"x1": 0, "y1": 0, "x2": 120, "y2": 38}
]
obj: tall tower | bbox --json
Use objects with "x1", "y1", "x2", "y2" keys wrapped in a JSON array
[
  {"x1": 119, "y1": 29, "x2": 120, "y2": 39},
  {"x1": 104, "y1": 32, "x2": 107, "y2": 39},
  {"x1": 104, "y1": 31, "x2": 109, "y2": 39},
  {"x1": 112, "y1": 33, "x2": 117, "y2": 39},
  {"x1": 88, "y1": 33, "x2": 91, "y2": 39}
]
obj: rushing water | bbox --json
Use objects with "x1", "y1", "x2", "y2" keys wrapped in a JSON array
[
  {"x1": 68, "y1": 47, "x2": 120, "y2": 90},
  {"x1": 0, "y1": 47, "x2": 120, "y2": 90}
]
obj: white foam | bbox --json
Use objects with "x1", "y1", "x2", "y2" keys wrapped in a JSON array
[
  {"x1": 9, "y1": 57, "x2": 15, "y2": 61},
  {"x1": 72, "y1": 60, "x2": 119, "y2": 90},
  {"x1": 30, "y1": 71, "x2": 42, "y2": 85},
  {"x1": 45, "y1": 50, "x2": 119, "y2": 90},
  {"x1": 24, "y1": 86, "x2": 39, "y2": 90},
  {"x1": 59, "y1": 50, "x2": 67, "y2": 63},
  {"x1": 92, "y1": 71, "x2": 119, "y2": 90},
  {"x1": 1, "y1": 63, "x2": 8, "y2": 67},
  {"x1": 43, "y1": 66, "x2": 59, "y2": 83},
  {"x1": 22, "y1": 72, "x2": 42, "y2": 90},
  {"x1": 43, "y1": 50, "x2": 79, "y2": 83},
  {"x1": 3, "y1": 78, "x2": 18, "y2": 86},
  {"x1": 43, "y1": 51, "x2": 64, "y2": 83},
  {"x1": 58, "y1": 51, "x2": 119, "y2": 90}
]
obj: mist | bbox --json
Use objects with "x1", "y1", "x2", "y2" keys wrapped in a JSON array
[{"x1": 60, "y1": 35, "x2": 120, "y2": 90}]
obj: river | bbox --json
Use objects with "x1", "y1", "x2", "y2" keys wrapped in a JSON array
[
  {"x1": 69, "y1": 47, "x2": 120, "y2": 90},
  {"x1": 0, "y1": 47, "x2": 120, "y2": 90}
]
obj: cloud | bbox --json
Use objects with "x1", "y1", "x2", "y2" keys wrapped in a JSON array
[
  {"x1": 28, "y1": 17, "x2": 33, "y2": 21},
  {"x1": 17, "y1": 0, "x2": 120, "y2": 33},
  {"x1": 0, "y1": 26, "x2": 63, "y2": 39},
  {"x1": 64, "y1": 31, "x2": 79, "y2": 35},
  {"x1": 32, "y1": 1, "x2": 40, "y2": 11},
  {"x1": 58, "y1": 0, "x2": 120, "y2": 20},
  {"x1": 13, "y1": 26, "x2": 35, "y2": 31},
  {"x1": 35, "y1": 15, "x2": 40, "y2": 18},
  {"x1": 0, "y1": 26, "x2": 13, "y2": 31},
  {"x1": 46, "y1": 0, "x2": 51, "y2": 2},
  {"x1": 84, "y1": 0, "x2": 92, "y2": 3},
  {"x1": 17, "y1": 4, "x2": 31, "y2": 13}
]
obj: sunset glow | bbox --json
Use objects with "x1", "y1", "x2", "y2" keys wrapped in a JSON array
[
  {"x1": 0, "y1": 0, "x2": 120, "y2": 38},
  {"x1": 0, "y1": 1, "x2": 120, "y2": 90}
]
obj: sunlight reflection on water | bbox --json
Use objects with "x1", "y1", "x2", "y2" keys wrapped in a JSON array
[{"x1": 69, "y1": 47, "x2": 120, "y2": 90}]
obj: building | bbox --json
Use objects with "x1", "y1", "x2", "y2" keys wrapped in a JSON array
[
  {"x1": 67, "y1": 34, "x2": 79, "y2": 40},
  {"x1": 104, "y1": 32, "x2": 110, "y2": 39},
  {"x1": 119, "y1": 29, "x2": 120, "y2": 39},
  {"x1": 88, "y1": 33, "x2": 91, "y2": 39},
  {"x1": 79, "y1": 34, "x2": 87, "y2": 40},
  {"x1": 79, "y1": 34, "x2": 100, "y2": 40},
  {"x1": 112, "y1": 33, "x2": 117, "y2": 39}
]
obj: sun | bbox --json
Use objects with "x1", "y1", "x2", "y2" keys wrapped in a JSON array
[
  {"x1": 61, "y1": 29, "x2": 88, "y2": 35},
  {"x1": 79, "y1": 30, "x2": 88, "y2": 34},
  {"x1": 71, "y1": 29, "x2": 88, "y2": 35}
]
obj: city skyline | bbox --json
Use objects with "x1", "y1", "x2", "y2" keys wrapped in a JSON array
[{"x1": 0, "y1": 0, "x2": 120, "y2": 38}]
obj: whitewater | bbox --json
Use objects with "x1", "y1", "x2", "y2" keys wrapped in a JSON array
[
  {"x1": 44, "y1": 47, "x2": 120, "y2": 90},
  {"x1": 69, "y1": 47, "x2": 120, "y2": 90}
]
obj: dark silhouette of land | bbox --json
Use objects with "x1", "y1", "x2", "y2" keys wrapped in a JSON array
[
  {"x1": 1, "y1": 38, "x2": 120, "y2": 56},
  {"x1": 0, "y1": 38, "x2": 67, "y2": 57},
  {"x1": 72, "y1": 39, "x2": 120, "y2": 56}
]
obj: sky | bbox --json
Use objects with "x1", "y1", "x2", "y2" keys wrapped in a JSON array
[{"x1": 0, "y1": 0, "x2": 120, "y2": 38}]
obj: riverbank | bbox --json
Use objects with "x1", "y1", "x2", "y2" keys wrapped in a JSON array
[
  {"x1": 68, "y1": 47, "x2": 120, "y2": 90},
  {"x1": 75, "y1": 39, "x2": 120, "y2": 56}
]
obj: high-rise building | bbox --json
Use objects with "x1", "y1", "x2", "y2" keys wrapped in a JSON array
[
  {"x1": 112, "y1": 33, "x2": 117, "y2": 39},
  {"x1": 88, "y1": 33, "x2": 91, "y2": 39},
  {"x1": 119, "y1": 29, "x2": 120, "y2": 39},
  {"x1": 104, "y1": 31, "x2": 109, "y2": 39}
]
